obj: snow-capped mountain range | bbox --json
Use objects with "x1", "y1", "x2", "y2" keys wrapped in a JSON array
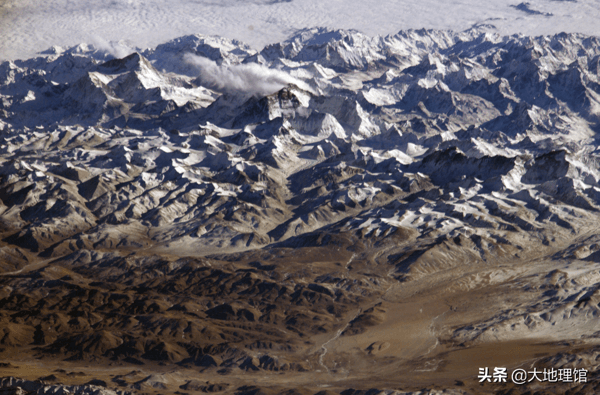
[
  {"x1": 3, "y1": 28, "x2": 600, "y2": 262},
  {"x1": 4, "y1": 27, "x2": 600, "y2": 393}
]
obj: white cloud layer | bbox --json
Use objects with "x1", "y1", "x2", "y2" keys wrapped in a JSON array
[{"x1": 2, "y1": 0, "x2": 600, "y2": 61}]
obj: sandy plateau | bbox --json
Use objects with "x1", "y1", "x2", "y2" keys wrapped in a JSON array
[{"x1": 3, "y1": 28, "x2": 600, "y2": 394}]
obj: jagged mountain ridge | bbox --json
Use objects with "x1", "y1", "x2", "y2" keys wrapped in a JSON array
[{"x1": 2, "y1": 28, "x2": 600, "y2": 262}]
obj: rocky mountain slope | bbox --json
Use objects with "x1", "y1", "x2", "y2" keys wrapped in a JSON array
[{"x1": 2, "y1": 28, "x2": 600, "y2": 394}]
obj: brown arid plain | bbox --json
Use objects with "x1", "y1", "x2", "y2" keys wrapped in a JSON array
[{"x1": 2, "y1": 227, "x2": 600, "y2": 394}]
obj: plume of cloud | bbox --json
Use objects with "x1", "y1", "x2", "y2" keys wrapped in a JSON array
[
  {"x1": 90, "y1": 35, "x2": 132, "y2": 59},
  {"x1": 184, "y1": 54, "x2": 313, "y2": 97}
]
